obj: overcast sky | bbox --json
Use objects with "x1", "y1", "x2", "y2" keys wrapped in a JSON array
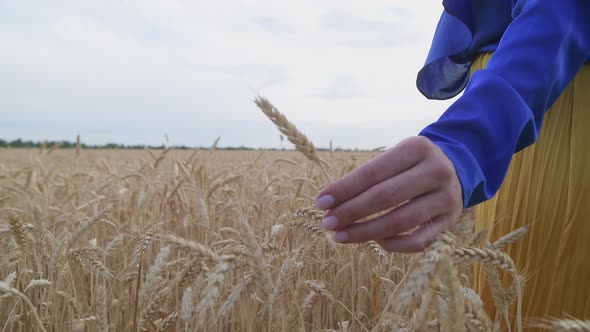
[{"x1": 1, "y1": 1, "x2": 453, "y2": 149}]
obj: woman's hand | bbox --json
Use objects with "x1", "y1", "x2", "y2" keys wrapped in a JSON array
[{"x1": 315, "y1": 136, "x2": 463, "y2": 252}]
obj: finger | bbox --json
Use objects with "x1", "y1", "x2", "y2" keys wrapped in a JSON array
[
  {"x1": 332, "y1": 190, "x2": 452, "y2": 243},
  {"x1": 376, "y1": 215, "x2": 452, "y2": 253},
  {"x1": 322, "y1": 159, "x2": 443, "y2": 231},
  {"x1": 315, "y1": 137, "x2": 433, "y2": 210}
]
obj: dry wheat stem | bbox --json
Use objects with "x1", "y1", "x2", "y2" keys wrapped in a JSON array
[{"x1": 0, "y1": 281, "x2": 47, "y2": 332}]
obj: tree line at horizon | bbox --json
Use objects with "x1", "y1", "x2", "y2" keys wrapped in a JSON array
[{"x1": 0, "y1": 138, "x2": 363, "y2": 152}]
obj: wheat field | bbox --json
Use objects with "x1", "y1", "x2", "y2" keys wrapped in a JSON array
[{"x1": 0, "y1": 100, "x2": 586, "y2": 332}]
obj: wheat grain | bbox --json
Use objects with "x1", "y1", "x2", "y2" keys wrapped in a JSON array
[
  {"x1": 180, "y1": 286, "x2": 194, "y2": 323},
  {"x1": 24, "y1": 279, "x2": 51, "y2": 292},
  {"x1": 8, "y1": 212, "x2": 34, "y2": 251},
  {"x1": 454, "y1": 247, "x2": 514, "y2": 271}
]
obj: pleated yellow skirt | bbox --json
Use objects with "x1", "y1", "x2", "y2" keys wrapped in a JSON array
[{"x1": 472, "y1": 53, "x2": 590, "y2": 330}]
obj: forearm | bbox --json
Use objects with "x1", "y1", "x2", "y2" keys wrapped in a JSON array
[{"x1": 420, "y1": 0, "x2": 590, "y2": 207}]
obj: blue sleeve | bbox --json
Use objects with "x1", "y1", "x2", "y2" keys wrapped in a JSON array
[{"x1": 419, "y1": 0, "x2": 590, "y2": 208}]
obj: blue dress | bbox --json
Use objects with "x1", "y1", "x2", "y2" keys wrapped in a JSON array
[{"x1": 417, "y1": 0, "x2": 590, "y2": 207}]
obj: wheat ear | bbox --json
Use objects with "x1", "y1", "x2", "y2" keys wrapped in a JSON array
[
  {"x1": 493, "y1": 226, "x2": 528, "y2": 250},
  {"x1": 529, "y1": 318, "x2": 590, "y2": 332},
  {"x1": 254, "y1": 96, "x2": 330, "y2": 182},
  {"x1": 438, "y1": 255, "x2": 466, "y2": 332}
]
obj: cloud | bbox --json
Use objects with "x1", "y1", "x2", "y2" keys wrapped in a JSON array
[
  {"x1": 310, "y1": 78, "x2": 369, "y2": 100},
  {"x1": 0, "y1": 1, "x2": 451, "y2": 149},
  {"x1": 254, "y1": 16, "x2": 293, "y2": 35}
]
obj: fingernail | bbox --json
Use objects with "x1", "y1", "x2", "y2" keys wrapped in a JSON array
[
  {"x1": 316, "y1": 195, "x2": 335, "y2": 210},
  {"x1": 332, "y1": 231, "x2": 349, "y2": 243},
  {"x1": 321, "y1": 216, "x2": 339, "y2": 230}
]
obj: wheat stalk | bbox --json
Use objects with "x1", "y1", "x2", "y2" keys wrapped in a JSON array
[{"x1": 0, "y1": 280, "x2": 47, "y2": 332}]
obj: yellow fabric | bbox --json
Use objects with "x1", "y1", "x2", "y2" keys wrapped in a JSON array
[{"x1": 472, "y1": 53, "x2": 590, "y2": 330}]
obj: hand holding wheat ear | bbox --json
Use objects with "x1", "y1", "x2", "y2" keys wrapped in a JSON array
[{"x1": 315, "y1": 136, "x2": 464, "y2": 253}]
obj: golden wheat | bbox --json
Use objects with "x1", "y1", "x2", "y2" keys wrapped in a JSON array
[{"x1": 0, "y1": 135, "x2": 575, "y2": 331}]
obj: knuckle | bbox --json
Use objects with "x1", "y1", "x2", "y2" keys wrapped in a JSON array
[
  {"x1": 397, "y1": 136, "x2": 433, "y2": 161},
  {"x1": 440, "y1": 189, "x2": 456, "y2": 204},
  {"x1": 412, "y1": 136, "x2": 435, "y2": 155},
  {"x1": 451, "y1": 193, "x2": 462, "y2": 209},
  {"x1": 397, "y1": 136, "x2": 417, "y2": 149},
  {"x1": 430, "y1": 156, "x2": 455, "y2": 182},
  {"x1": 443, "y1": 188, "x2": 461, "y2": 209}
]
